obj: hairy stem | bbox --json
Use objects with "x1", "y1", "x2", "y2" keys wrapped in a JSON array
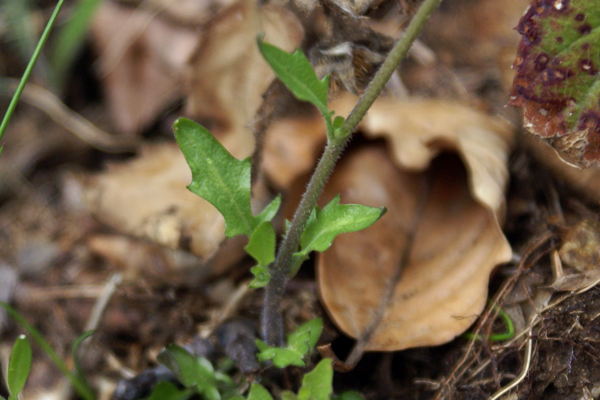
[
  {"x1": 262, "y1": 0, "x2": 444, "y2": 346},
  {"x1": 0, "y1": 0, "x2": 67, "y2": 155}
]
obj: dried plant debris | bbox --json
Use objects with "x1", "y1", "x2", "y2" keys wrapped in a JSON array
[
  {"x1": 316, "y1": 96, "x2": 514, "y2": 351},
  {"x1": 510, "y1": 0, "x2": 600, "y2": 167},
  {"x1": 517, "y1": 288, "x2": 600, "y2": 400},
  {"x1": 559, "y1": 219, "x2": 600, "y2": 272}
]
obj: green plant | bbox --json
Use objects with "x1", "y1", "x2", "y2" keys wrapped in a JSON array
[
  {"x1": 0, "y1": 0, "x2": 67, "y2": 156},
  {"x1": 155, "y1": 345, "x2": 240, "y2": 400},
  {"x1": 2, "y1": 334, "x2": 32, "y2": 400},
  {"x1": 175, "y1": 0, "x2": 443, "y2": 349},
  {"x1": 0, "y1": 302, "x2": 96, "y2": 400},
  {"x1": 255, "y1": 318, "x2": 322, "y2": 368},
  {"x1": 1, "y1": 0, "x2": 103, "y2": 155}
]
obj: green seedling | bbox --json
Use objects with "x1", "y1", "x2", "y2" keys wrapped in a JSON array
[
  {"x1": 156, "y1": 344, "x2": 241, "y2": 400},
  {"x1": 175, "y1": 41, "x2": 390, "y2": 347},
  {"x1": 256, "y1": 318, "x2": 323, "y2": 368},
  {"x1": 0, "y1": 302, "x2": 96, "y2": 400},
  {"x1": 6, "y1": 335, "x2": 32, "y2": 400},
  {"x1": 247, "y1": 359, "x2": 364, "y2": 400},
  {"x1": 463, "y1": 304, "x2": 515, "y2": 342}
]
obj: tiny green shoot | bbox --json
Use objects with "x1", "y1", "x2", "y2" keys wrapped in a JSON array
[
  {"x1": 0, "y1": 301, "x2": 96, "y2": 400},
  {"x1": 463, "y1": 304, "x2": 515, "y2": 342},
  {"x1": 7, "y1": 335, "x2": 32, "y2": 400},
  {"x1": 256, "y1": 318, "x2": 323, "y2": 368}
]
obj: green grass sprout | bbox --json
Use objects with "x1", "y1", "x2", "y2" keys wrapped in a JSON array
[{"x1": 0, "y1": 0, "x2": 67, "y2": 156}]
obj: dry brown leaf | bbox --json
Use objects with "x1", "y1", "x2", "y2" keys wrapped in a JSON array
[
  {"x1": 262, "y1": 110, "x2": 326, "y2": 189},
  {"x1": 318, "y1": 97, "x2": 513, "y2": 351},
  {"x1": 559, "y1": 220, "x2": 600, "y2": 273},
  {"x1": 90, "y1": 1, "x2": 199, "y2": 134},
  {"x1": 83, "y1": 144, "x2": 228, "y2": 262},
  {"x1": 185, "y1": 0, "x2": 304, "y2": 159}
]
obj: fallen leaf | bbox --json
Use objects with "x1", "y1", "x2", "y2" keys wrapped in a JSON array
[
  {"x1": 83, "y1": 144, "x2": 228, "y2": 262},
  {"x1": 559, "y1": 220, "x2": 600, "y2": 273},
  {"x1": 510, "y1": 0, "x2": 600, "y2": 167},
  {"x1": 90, "y1": 1, "x2": 199, "y2": 134},
  {"x1": 184, "y1": 0, "x2": 304, "y2": 159},
  {"x1": 546, "y1": 270, "x2": 600, "y2": 291},
  {"x1": 317, "y1": 96, "x2": 513, "y2": 351},
  {"x1": 262, "y1": 110, "x2": 326, "y2": 189}
]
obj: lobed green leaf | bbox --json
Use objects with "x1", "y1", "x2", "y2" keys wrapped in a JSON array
[
  {"x1": 175, "y1": 118, "x2": 257, "y2": 238},
  {"x1": 298, "y1": 195, "x2": 386, "y2": 257}
]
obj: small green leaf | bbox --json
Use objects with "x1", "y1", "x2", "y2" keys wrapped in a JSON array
[
  {"x1": 297, "y1": 359, "x2": 333, "y2": 400},
  {"x1": 246, "y1": 221, "x2": 276, "y2": 288},
  {"x1": 247, "y1": 383, "x2": 275, "y2": 400},
  {"x1": 256, "y1": 195, "x2": 282, "y2": 225},
  {"x1": 249, "y1": 266, "x2": 271, "y2": 289},
  {"x1": 256, "y1": 318, "x2": 323, "y2": 368},
  {"x1": 174, "y1": 118, "x2": 257, "y2": 238},
  {"x1": 256, "y1": 340, "x2": 305, "y2": 367},
  {"x1": 288, "y1": 318, "x2": 322, "y2": 355},
  {"x1": 148, "y1": 381, "x2": 193, "y2": 400},
  {"x1": 258, "y1": 41, "x2": 329, "y2": 115},
  {"x1": 245, "y1": 222, "x2": 276, "y2": 267},
  {"x1": 7, "y1": 334, "x2": 31, "y2": 398},
  {"x1": 281, "y1": 391, "x2": 298, "y2": 400},
  {"x1": 201, "y1": 385, "x2": 221, "y2": 400},
  {"x1": 332, "y1": 116, "x2": 346, "y2": 138},
  {"x1": 298, "y1": 195, "x2": 386, "y2": 257},
  {"x1": 71, "y1": 330, "x2": 94, "y2": 380},
  {"x1": 157, "y1": 344, "x2": 199, "y2": 387},
  {"x1": 335, "y1": 391, "x2": 366, "y2": 400}
]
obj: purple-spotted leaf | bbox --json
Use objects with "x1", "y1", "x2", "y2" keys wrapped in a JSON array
[{"x1": 510, "y1": 0, "x2": 600, "y2": 167}]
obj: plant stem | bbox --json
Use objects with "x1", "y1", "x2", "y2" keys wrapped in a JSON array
[
  {"x1": 262, "y1": 0, "x2": 444, "y2": 346},
  {"x1": 0, "y1": 0, "x2": 67, "y2": 154}
]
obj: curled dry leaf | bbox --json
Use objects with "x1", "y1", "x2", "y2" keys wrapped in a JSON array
[
  {"x1": 90, "y1": 1, "x2": 199, "y2": 134},
  {"x1": 318, "y1": 96, "x2": 513, "y2": 351},
  {"x1": 185, "y1": 0, "x2": 303, "y2": 159},
  {"x1": 83, "y1": 144, "x2": 229, "y2": 263},
  {"x1": 510, "y1": 0, "x2": 600, "y2": 167}
]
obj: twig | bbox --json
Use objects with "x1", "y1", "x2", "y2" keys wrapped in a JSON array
[
  {"x1": 58, "y1": 273, "x2": 122, "y2": 400},
  {"x1": 488, "y1": 319, "x2": 535, "y2": 400}
]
